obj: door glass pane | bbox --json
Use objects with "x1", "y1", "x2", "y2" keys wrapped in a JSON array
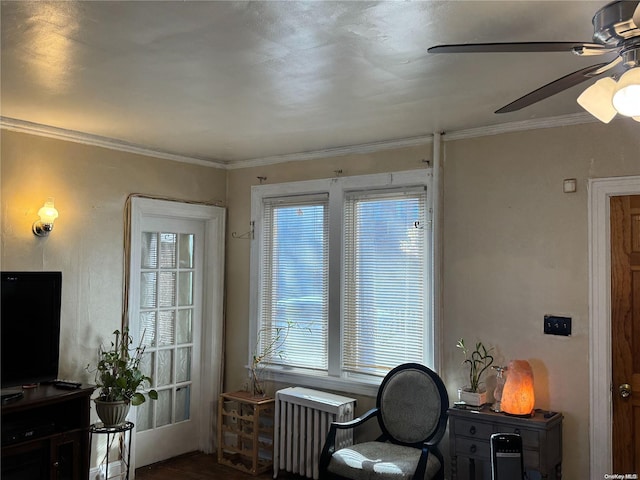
[
  {"x1": 157, "y1": 349, "x2": 173, "y2": 386},
  {"x1": 178, "y1": 234, "x2": 194, "y2": 268},
  {"x1": 159, "y1": 272, "x2": 176, "y2": 307},
  {"x1": 141, "y1": 232, "x2": 158, "y2": 269},
  {"x1": 135, "y1": 218, "x2": 204, "y2": 447},
  {"x1": 175, "y1": 386, "x2": 190, "y2": 422},
  {"x1": 140, "y1": 312, "x2": 156, "y2": 347},
  {"x1": 177, "y1": 309, "x2": 192, "y2": 344},
  {"x1": 160, "y1": 233, "x2": 177, "y2": 268},
  {"x1": 137, "y1": 400, "x2": 153, "y2": 432},
  {"x1": 156, "y1": 389, "x2": 172, "y2": 427},
  {"x1": 140, "y1": 352, "x2": 155, "y2": 387},
  {"x1": 178, "y1": 272, "x2": 193, "y2": 306},
  {"x1": 176, "y1": 347, "x2": 191, "y2": 383},
  {"x1": 158, "y1": 310, "x2": 175, "y2": 347},
  {"x1": 140, "y1": 272, "x2": 157, "y2": 308}
]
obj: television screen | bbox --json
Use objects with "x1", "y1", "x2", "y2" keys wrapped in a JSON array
[{"x1": 1, "y1": 271, "x2": 62, "y2": 389}]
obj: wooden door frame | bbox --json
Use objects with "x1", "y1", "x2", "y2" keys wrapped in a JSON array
[
  {"x1": 128, "y1": 197, "x2": 226, "y2": 475},
  {"x1": 589, "y1": 175, "x2": 640, "y2": 477}
]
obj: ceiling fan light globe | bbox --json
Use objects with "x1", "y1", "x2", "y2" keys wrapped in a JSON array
[
  {"x1": 612, "y1": 85, "x2": 640, "y2": 117},
  {"x1": 576, "y1": 77, "x2": 617, "y2": 123},
  {"x1": 611, "y1": 68, "x2": 640, "y2": 117}
]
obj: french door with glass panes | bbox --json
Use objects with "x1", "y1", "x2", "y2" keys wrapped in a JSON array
[{"x1": 128, "y1": 198, "x2": 225, "y2": 469}]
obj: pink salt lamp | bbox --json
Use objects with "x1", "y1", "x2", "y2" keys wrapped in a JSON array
[{"x1": 501, "y1": 359, "x2": 535, "y2": 416}]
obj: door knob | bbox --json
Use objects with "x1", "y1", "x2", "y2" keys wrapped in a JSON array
[{"x1": 619, "y1": 383, "x2": 632, "y2": 398}]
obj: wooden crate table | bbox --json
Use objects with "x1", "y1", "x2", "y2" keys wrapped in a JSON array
[{"x1": 217, "y1": 391, "x2": 275, "y2": 475}]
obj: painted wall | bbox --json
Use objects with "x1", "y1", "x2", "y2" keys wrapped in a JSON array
[
  {"x1": 224, "y1": 120, "x2": 640, "y2": 479},
  {"x1": 442, "y1": 120, "x2": 639, "y2": 479},
  {"x1": 2, "y1": 118, "x2": 639, "y2": 479},
  {"x1": 0, "y1": 130, "x2": 226, "y2": 386}
]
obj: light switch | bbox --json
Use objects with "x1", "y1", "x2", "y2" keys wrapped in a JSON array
[
  {"x1": 544, "y1": 315, "x2": 571, "y2": 336},
  {"x1": 563, "y1": 178, "x2": 577, "y2": 193}
]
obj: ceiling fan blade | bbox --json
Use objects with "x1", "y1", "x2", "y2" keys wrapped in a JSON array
[
  {"x1": 427, "y1": 42, "x2": 607, "y2": 54},
  {"x1": 495, "y1": 63, "x2": 609, "y2": 114}
]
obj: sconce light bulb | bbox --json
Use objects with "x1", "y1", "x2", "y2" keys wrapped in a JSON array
[
  {"x1": 33, "y1": 198, "x2": 59, "y2": 237},
  {"x1": 37, "y1": 198, "x2": 59, "y2": 223}
]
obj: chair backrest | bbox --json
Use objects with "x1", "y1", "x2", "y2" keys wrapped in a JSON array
[{"x1": 376, "y1": 363, "x2": 449, "y2": 446}]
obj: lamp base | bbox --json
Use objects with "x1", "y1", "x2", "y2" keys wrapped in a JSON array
[
  {"x1": 32, "y1": 221, "x2": 53, "y2": 237},
  {"x1": 502, "y1": 410, "x2": 534, "y2": 418}
]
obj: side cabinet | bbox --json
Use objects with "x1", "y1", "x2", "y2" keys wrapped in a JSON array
[
  {"x1": 1, "y1": 384, "x2": 94, "y2": 480},
  {"x1": 448, "y1": 407, "x2": 563, "y2": 480}
]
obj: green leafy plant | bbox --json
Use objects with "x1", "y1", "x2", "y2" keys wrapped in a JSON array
[
  {"x1": 457, "y1": 338, "x2": 494, "y2": 393},
  {"x1": 88, "y1": 328, "x2": 158, "y2": 406}
]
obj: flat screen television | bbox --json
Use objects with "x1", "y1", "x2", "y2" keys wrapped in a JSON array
[{"x1": 1, "y1": 271, "x2": 62, "y2": 390}]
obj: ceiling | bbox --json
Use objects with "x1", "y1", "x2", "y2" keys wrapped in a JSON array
[{"x1": 0, "y1": 1, "x2": 613, "y2": 166}]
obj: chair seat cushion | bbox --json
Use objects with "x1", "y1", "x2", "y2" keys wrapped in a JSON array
[{"x1": 326, "y1": 441, "x2": 441, "y2": 480}]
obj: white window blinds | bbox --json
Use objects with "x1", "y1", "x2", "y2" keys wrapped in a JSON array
[
  {"x1": 259, "y1": 195, "x2": 329, "y2": 370},
  {"x1": 342, "y1": 189, "x2": 427, "y2": 377},
  {"x1": 250, "y1": 169, "x2": 435, "y2": 392}
]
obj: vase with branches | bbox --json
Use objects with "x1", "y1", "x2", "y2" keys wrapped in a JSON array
[{"x1": 251, "y1": 320, "x2": 306, "y2": 396}]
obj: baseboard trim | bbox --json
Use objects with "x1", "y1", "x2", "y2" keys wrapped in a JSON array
[{"x1": 89, "y1": 460, "x2": 125, "y2": 480}]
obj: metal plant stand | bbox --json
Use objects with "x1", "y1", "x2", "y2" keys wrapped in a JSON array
[{"x1": 89, "y1": 421, "x2": 134, "y2": 480}]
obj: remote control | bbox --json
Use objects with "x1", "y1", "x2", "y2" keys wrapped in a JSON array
[{"x1": 53, "y1": 380, "x2": 82, "y2": 389}]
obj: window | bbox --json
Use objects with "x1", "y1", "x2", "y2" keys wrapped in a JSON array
[
  {"x1": 249, "y1": 169, "x2": 435, "y2": 395},
  {"x1": 259, "y1": 195, "x2": 329, "y2": 370}
]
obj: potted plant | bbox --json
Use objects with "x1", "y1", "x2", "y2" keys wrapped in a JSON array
[
  {"x1": 250, "y1": 321, "x2": 293, "y2": 397},
  {"x1": 456, "y1": 338, "x2": 494, "y2": 407},
  {"x1": 88, "y1": 328, "x2": 157, "y2": 426}
]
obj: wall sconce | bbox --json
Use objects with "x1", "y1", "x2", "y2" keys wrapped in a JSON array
[
  {"x1": 32, "y1": 198, "x2": 59, "y2": 237},
  {"x1": 501, "y1": 359, "x2": 535, "y2": 417}
]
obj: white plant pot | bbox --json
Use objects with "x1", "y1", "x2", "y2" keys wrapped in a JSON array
[{"x1": 458, "y1": 388, "x2": 487, "y2": 407}]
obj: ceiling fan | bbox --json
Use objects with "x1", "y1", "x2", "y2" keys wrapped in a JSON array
[{"x1": 428, "y1": 0, "x2": 640, "y2": 123}]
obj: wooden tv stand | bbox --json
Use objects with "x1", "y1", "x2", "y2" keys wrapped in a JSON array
[{"x1": 1, "y1": 383, "x2": 94, "y2": 480}]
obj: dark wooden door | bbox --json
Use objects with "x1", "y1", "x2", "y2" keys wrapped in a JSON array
[{"x1": 611, "y1": 195, "x2": 640, "y2": 473}]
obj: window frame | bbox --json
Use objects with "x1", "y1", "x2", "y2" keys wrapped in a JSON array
[{"x1": 249, "y1": 168, "x2": 435, "y2": 396}]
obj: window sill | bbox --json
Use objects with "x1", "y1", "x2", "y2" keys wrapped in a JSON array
[{"x1": 249, "y1": 366, "x2": 381, "y2": 398}]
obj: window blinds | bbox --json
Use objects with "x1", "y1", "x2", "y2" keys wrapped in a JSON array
[
  {"x1": 259, "y1": 195, "x2": 329, "y2": 370},
  {"x1": 342, "y1": 189, "x2": 427, "y2": 377}
]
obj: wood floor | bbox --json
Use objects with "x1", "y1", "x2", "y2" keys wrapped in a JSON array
[{"x1": 135, "y1": 452, "x2": 307, "y2": 480}]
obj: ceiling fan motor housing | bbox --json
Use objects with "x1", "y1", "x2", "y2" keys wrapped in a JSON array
[
  {"x1": 620, "y1": 47, "x2": 640, "y2": 70},
  {"x1": 592, "y1": 1, "x2": 640, "y2": 46}
]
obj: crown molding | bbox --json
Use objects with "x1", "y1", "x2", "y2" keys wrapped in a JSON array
[
  {"x1": 1, "y1": 112, "x2": 601, "y2": 170},
  {"x1": 0, "y1": 117, "x2": 227, "y2": 169},
  {"x1": 226, "y1": 134, "x2": 434, "y2": 170},
  {"x1": 234, "y1": 113, "x2": 598, "y2": 168},
  {"x1": 443, "y1": 112, "x2": 597, "y2": 141}
]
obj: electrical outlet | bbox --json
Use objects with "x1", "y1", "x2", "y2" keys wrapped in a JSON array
[{"x1": 544, "y1": 315, "x2": 571, "y2": 336}]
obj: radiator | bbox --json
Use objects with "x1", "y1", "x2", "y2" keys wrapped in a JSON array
[{"x1": 273, "y1": 387, "x2": 356, "y2": 480}]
